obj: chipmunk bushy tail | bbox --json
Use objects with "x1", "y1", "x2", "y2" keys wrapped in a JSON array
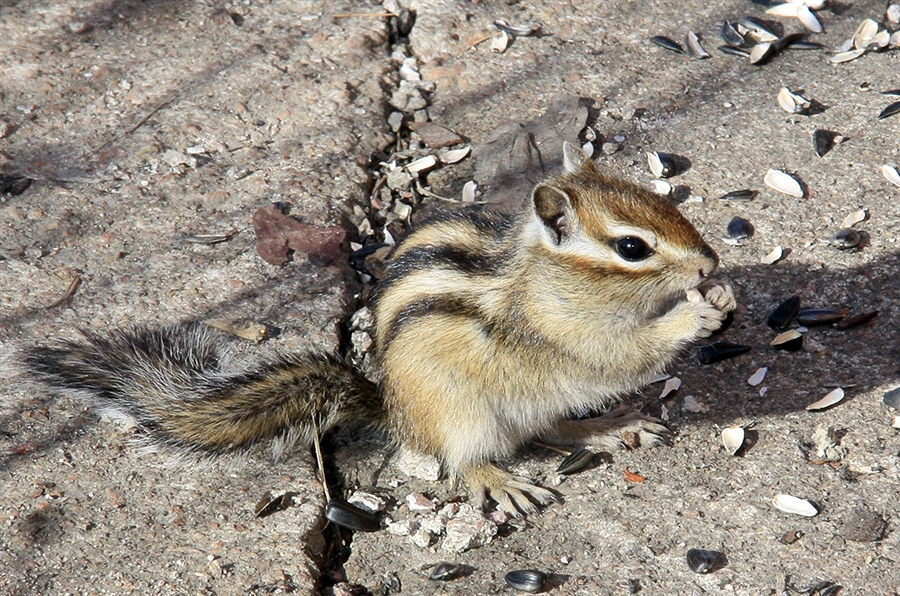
[{"x1": 18, "y1": 322, "x2": 381, "y2": 459}]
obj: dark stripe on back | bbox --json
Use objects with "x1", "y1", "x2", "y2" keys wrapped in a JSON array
[{"x1": 385, "y1": 294, "x2": 483, "y2": 346}]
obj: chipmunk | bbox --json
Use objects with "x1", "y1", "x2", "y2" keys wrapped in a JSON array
[{"x1": 16, "y1": 143, "x2": 735, "y2": 516}]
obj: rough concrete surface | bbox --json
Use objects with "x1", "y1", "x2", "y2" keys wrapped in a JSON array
[{"x1": 2, "y1": 0, "x2": 900, "y2": 594}]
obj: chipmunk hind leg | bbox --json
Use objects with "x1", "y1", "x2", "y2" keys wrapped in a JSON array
[
  {"x1": 462, "y1": 461, "x2": 557, "y2": 517},
  {"x1": 540, "y1": 407, "x2": 671, "y2": 451}
]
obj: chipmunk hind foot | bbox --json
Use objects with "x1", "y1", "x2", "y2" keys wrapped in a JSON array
[
  {"x1": 540, "y1": 407, "x2": 671, "y2": 451},
  {"x1": 462, "y1": 462, "x2": 557, "y2": 517}
]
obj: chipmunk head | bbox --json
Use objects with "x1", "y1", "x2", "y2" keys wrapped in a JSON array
[{"x1": 527, "y1": 143, "x2": 718, "y2": 309}]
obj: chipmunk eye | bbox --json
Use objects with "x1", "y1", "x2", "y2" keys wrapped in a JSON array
[{"x1": 614, "y1": 236, "x2": 654, "y2": 261}]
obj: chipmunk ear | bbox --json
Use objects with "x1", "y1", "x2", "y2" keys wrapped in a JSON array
[
  {"x1": 532, "y1": 183, "x2": 575, "y2": 245},
  {"x1": 562, "y1": 141, "x2": 596, "y2": 175}
]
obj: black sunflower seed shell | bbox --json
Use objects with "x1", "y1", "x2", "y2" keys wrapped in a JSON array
[
  {"x1": 325, "y1": 498, "x2": 382, "y2": 532},
  {"x1": 650, "y1": 35, "x2": 685, "y2": 53},
  {"x1": 767, "y1": 296, "x2": 801, "y2": 330},
  {"x1": 505, "y1": 569, "x2": 547, "y2": 593},
  {"x1": 699, "y1": 342, "x2": 751, "y2": 364}
]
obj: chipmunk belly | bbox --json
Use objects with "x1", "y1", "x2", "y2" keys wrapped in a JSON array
[{"x1": 378, "y1": 297, "x2": 626, "y2": 473}]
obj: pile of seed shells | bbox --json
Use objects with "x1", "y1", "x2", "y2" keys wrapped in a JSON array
[{"x1": 646, "y1": 2, "x2": 899, "y2": 265}]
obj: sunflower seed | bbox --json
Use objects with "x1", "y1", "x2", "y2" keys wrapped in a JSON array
[
  {"x1": 647, "y1": 151, "x2": 678, "y2": 178},
  {"x1": 505, "y1": 569, "x2": 547, "y2": 593},
  {"x1": 806, "y1": 387, "x2": 845, "y2": 410},
  {"x1": 783, "y1": 38, "x2": 825, "y2": 50},
  {"x1": 748, "y1": 367, "x2": 768, "y2": 386},
  {"x1": 718, "y1": 45, "x2": 751, "y2": 57},
  {"x1": 494, "y1": 19, "x2": 540, "y2": 37},
  {"x1": 686, "y1": 31, "x2": 711, "y2": 58},
  {"x1": 853, "y1": 19, "x2": 879, "y2": 49},
  {"x1": 650, "y1": 35, "x2": 685, "y2": 53},
  {"x1": 828, "y1": 48, "x2": 866, "y2": 63},
  {"x1": 764, "y1": 169, "x2": 803, "y2": 197},
  {"x1": 766, "y1": 3, "x2": 800, "y2": 16},
  {"x1": 429, "y1": 562, "x2": 464, "y2": 581},
  {"x1": 461, "y1": 180, "x2": 477, "y2": 202},
  {"x1": 405, "y1": 155, "x2": 437, "y2": 173},
  {"x1": 796, "y1": 307, "x2": 849, "y2": 326},
  {"x1": 841, "y1": 209, "x2": 866, "y2": 228},
  {"x1": 796, "y1": 5, "x2": 822, "y2": 33},
  {"x1": 771, "y1": 329, "x2": 803, "y2": 350},
  {"x1": 491, "y1": 30, "x2": 510, "y2": 53},
  {"x1": 777, "y1": 87, "x2": 811, "y2": 114},
  {"x1": 761, "y1": 245, "x2": 784, "y2": 264},
  {"x1": 773, "y1": 493, "x2": 818, "y2": 516},
  {"x1": 556, "y1": 448, "x2": 596, "y2": 475},
  {"x1": 878, "y1": 101, "x2": 900, "y2": 119},
  {"x1": 325, "y1": 498, "x2": 382, "y2": 532},
  {"x1": 750, "y1": 42, "x2": 776, "y2": 64},
  {"x1": 870, "y1": 29, "x2": 891, "y2": 49},
  {"x1": 727, "y1": 216, "x2": 754, "y2": 240},
  {"x1": 834, "y1": 310, "x2": 878, "y2": 329},
  {"x1": 829, "y1": 228, "x2": 861, "y2": 249},
  {"x1": 882, "y1": 164, "x2": 900, "y2": 187},
  {"x1": 767, "y1": 296, "x2": 801, "y2": 330},
  {"x1": 721, "y1": 21, "x2": 745, "y2": 46},
  {"x1": 722, "y1": 427, "x2": 746, "y2": 455},
  {"x1": 440, "y1": 146, "x2": 471, "y2": 164},
  {"x1": 738, "y1": 17, "x2": 780, "y2": 42},
  {"x1": 718, "y1": 189, "x2": 757, "y2": 201},
  {"x1": 813, "y1": 129, "x2": 838, "y2": 157},
  {"x1": 883, "y1": 387, "x2": 900, "y2": 409},
  {"x1": 698, "y1": 342, "x2": 752, "y2": 364},
  {"x1": 686, "y1": 548, "x2": 725, "y2": 573}
]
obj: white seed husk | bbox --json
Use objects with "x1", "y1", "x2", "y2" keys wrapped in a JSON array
[
  {"x1": 882, "y1": 164, "x2": 900, "y2": 188},
  {"x1": 773, "y1": 493, "x2": 818, "y2": 516},
  {"x1": 650, "y1": 179, "x2": 673, "y2": 196},
  {"x1": 405, "y1": 155, "x2": 437, "y2": 173},
  {"x1": 581, "y1": 141, "x2": 594, "y2": 158},
  {"x1": 491, "y1": 30, "x2": 510, "y2": 53},
  {"x1": 853, "y1": 18, "x2": 879, "y2": 49},
  {"x1": 647, "y1": 151, "x2": 665, "y2": 177},
  {"x1": 440, "y1": 146, "x2": 471, "y2": 164},
  {"x1": 660, "y1": 376, "x2": 682, "y2": 399},
  {"x1": 764, "y1": 169, "x2": 803, "y2": 197},
  {"x1": 687, "y1": 31, "x2": 710, "y2": 58},
  {"x1": 750, "y1": 42, "x2": 774, "y2": 64},
  {"x1": 829, "y1": 48, "x2": 866, "y2": 63},
  {"x1": 802, "y1": 0, "x2": 826, "y2": 9},
  {"x1": 871, "y1": 29, "x2": 890, "y2": 49},
  {"x1": 461, "y1": 180, "x2": 477, "y2": 203},
  {"x1": 841, "y1": 209, "x2": 866, "y2": 228},
  {"x1": 806, "y1": 387, "x2": 845, "y2": 410},
  {"x1": 766, "y1": 3, "x2": 801, "y2": 17},
  {"x1": 892, "y1": 414, "x2": 900, "y2": 429},
  {"x1": 770, "y1": 329, "x2": 802, "y2": 346},
  {"x1": 748, "y1": 367, "x2": 768, "y2": 386},
  {"x1": 722, "y1": 427, "x2": 745, "y2": 456},
  {"x1": 888, "y1": 4, "x2": 900, "y2": 24},
  {"x1": 777, "y1": 87, "x2": 810, "y2": 114},
  {"x1": 797, "y1": 5, "x2": 822, "y2": 33},
  {"x1": 761, "y1": 245, "x2": 784, "y2": 265},
  {"x1": 891, "y1": 31, "x2": 900, "y2": 49}
]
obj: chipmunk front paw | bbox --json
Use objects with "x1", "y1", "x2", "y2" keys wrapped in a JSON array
[{"x1": 679, "y1": 282, "x2": 735, "y2": 338}]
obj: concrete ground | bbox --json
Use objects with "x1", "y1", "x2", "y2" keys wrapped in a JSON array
[{"x1": 2, "y1": 0, "x2": 900, "y2": 594}]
